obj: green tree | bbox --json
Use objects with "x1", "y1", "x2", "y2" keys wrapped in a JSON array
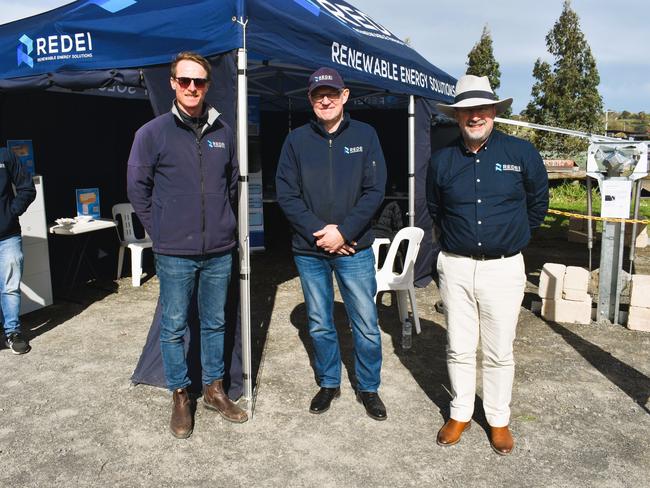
[
  {"x1": 524, "y1": 0, "x2": 603, "y2": 156},
  {"x1": 466, "y1": 24, "x2": 511, "y2": 118}
]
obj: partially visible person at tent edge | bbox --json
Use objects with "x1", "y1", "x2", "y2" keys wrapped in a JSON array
[
  {"x1": 126, "y1": 51, "x2": 246, "y2": 439},
  {"x1": 426, "y1": 74, "x2": 548, "y2": 456},
  {"x1": 0, "y1": 147, "x2": 36, "y2": 355},
  {"x1": 276, "y1": 67, "x2": 389, "y2": 421}
]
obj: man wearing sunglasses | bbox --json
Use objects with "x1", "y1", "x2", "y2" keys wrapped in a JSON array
[
  {"x1": 276, "y1": 67, "x2": 388, "y2": 420},
  {"x1": 127, "y1": 52, "x2": 246, "y2": 439}
]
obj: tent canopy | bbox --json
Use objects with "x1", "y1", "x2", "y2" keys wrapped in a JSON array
[{"x1": 0, "y1": 0, "x2": 455, "y2": 100}]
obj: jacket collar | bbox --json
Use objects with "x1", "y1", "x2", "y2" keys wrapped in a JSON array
[
  {"x1": 458, "y1": 128, "x2": 501, "y2": 154},
  {"x1": 171, "y1": 102, "x2": 221, "y2": 135},
  {"x1": 309, "y1": 112, "x2": 350, "y2": 138}
]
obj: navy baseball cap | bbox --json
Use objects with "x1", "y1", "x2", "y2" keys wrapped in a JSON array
[{"x1": 308, "y1": 67, "x2": 345, "y2": 95}]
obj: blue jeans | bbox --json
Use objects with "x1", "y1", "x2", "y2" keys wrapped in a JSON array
[
  {"x1": 0, "y1": 236, "x2": 24, "y2": 337},
  {"x1": 294, "y1": 247, "x2": 382, "y2": 392},
  {"x1": 155, "y1": 251, "x2": 232, "y2": 391}
]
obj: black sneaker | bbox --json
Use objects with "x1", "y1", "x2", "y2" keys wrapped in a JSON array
[{"x1": 5, "y1": 332, "x2": 31, "y2": 355}]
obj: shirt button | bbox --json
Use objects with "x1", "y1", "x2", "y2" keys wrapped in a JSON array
[
  {"x1": 477, "y1": 199, "x2": 482, "y2": 203},
  {"x1": 476, "y1": 159, "x2": 480, "y2": 163},
  {"x1": 478, "y1": 242, "x2": 482, "y2": 246},
  {"x1": 478, "y1": 220, "x2": 482, "y2": 225},
  {"x1": 476, "y1": 178, "x2": 480, "y2": 183}
]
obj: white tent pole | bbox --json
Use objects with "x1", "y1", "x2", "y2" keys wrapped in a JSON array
[
  {"x1": 408, "y1": 95, "x2": 415, "y2": 227},
  {"x1": 235, "y1": 18, "x2": 253, "y2": 415}
]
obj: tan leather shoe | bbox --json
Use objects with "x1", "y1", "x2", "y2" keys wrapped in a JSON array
[
  {"x1": 170, "y1": 388, "x2": 193, "y2": 439},
  {"x1": 489, "y1": 426, "x2": 514, "y2": 455},
  {"x1": 436, "y1": 418, "x2": 471, "y2": 446},
  {"x1": 203, "y1": 379, "x2": 248, "y2": 423}
]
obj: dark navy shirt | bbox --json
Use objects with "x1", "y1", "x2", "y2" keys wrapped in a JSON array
[{"x1": 426, "y1": 130, "x2": 548, "y2": 256}]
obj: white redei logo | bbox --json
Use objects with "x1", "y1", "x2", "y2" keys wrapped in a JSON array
[
  {"x1": 208, "y1": 140, "x2": 226, "y2": 149},
  {"x1": 19, "y1": 32, "x2": 95, "y2": 66}
]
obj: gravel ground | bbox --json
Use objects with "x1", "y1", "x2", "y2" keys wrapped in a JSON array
[{"x1": 0, "y1": 232, "x2": 649, "y2": 487}]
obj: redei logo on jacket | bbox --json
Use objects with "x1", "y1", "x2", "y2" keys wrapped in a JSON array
[
  {"x1": 208, "y1": 140, "x2": 226, "y2": 149},
  {"x1": 344, "y1": 146, "x2": 363, "y2": 154}
]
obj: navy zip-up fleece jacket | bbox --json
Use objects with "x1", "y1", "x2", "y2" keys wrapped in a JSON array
[
  {"x1": 127, "y1": 105, "x2": 239, "y2": 256},
  {"x1": 0, "y1": 147, "x2": 36, "y2": 241},
  {"x1": 276, "y1": 114, "x2": 387, "y2": 257}
]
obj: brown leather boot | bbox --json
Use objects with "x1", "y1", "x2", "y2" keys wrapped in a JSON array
[
  {"x1": 436, "y1": 418, "x2": 471, "y2": 446},
  {"x1": 170, "y1": 388, "x2": 193, "y2": 439},
  {"x1": 489, "y1": 426, "x2": 514, "y2": 455},
  {"x1": 203, "y1": 379, "x2": 248, "y2": 423}
]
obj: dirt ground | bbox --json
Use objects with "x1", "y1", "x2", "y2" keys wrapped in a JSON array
[{"x1": 0, "y1": 229, "x2": 649, "y2": 488}]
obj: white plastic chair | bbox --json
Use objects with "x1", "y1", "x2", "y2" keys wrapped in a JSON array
[
  {"x1": 112, "y1": 203, "x2": 153, "y2": 287},
  {"x1": 373, "y1": 226, "x2": 425, "y2": 334}
]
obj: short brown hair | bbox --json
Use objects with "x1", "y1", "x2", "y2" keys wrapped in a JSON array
[{"x1": 170, "y1": 51, "x2": 211, "y2": 81}]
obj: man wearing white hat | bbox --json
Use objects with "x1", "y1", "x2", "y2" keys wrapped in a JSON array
[{"x1": 426, "y1": 75, "x2": 548, "y2": 455}]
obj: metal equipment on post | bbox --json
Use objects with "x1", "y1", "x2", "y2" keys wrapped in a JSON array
[{"x1": 586, "y1": 142, "x2": 648, "y2": 324}]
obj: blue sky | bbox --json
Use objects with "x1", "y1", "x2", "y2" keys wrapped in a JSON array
[
  {"x1": 1, "y1": 0, "x2": 648, "y2": 114},
  {"x1": 352, "y1": 0, "x2": 650, "y2": 114}
]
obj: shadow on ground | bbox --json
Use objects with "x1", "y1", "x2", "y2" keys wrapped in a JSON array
[
  {"x1": 21, "y1": 279, "x2": 117, "y2": 342},
  {"x1": 288, "y1": 291, "x2": 494, "y2": 432},
  {"x1": 250, "y1": 251, "x2": 299, "y2": 388},
  {"x1": 545, "y1": 320, "x2": 650, "y2": 414}
]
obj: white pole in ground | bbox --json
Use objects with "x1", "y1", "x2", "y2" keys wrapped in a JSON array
[
  {"x1": 408, "y1": 96, "x2": 415, "y2": 227},
  {"x1": 236, "y1": 19, "x2": 253, "y2": 414}
]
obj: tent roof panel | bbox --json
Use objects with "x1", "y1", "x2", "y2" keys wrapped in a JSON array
[{"x1": 0, "y1": 0, "x2": 456, "y2": 100}]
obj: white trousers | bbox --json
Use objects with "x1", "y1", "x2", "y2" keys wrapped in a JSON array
[{"x1": 437, "y1": 251, "x2": 526, "y2": 427}]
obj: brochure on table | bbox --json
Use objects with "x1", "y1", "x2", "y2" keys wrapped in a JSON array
[{"x1": 76, "y1": 188, "x2": 101, "y2": 218}]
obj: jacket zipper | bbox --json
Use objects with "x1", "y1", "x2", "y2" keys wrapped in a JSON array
[
  {"x1": 328, "y1": 138, "x2": 333, "y2": 221},
  {"x1": 197, "y1": 136, "x2": 206, "y2": 254}
]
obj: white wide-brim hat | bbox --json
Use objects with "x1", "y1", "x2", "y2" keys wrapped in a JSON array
[{"x1": 437, "y1": 75, "x2": 512, "y2": 117}]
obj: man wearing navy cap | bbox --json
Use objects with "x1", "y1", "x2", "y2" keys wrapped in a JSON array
[
  {"x1": 427, "y1": 75, "x2": 548, "y2": 455},
  {"x1": 276, "y1": 67, "x2": 388, "y2": 420}
]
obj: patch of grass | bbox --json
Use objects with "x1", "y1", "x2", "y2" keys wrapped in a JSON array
[
  {"x1": 549, "y1": 181, "x2": 650, "y2": 216},
  {"x1": 543, "y1": 181, "x2": 650, "y2": 236}
]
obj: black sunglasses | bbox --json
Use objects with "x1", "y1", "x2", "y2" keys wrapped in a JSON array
[{"x1": 174, "y1": 77, "x2": 209, "y2": 89}]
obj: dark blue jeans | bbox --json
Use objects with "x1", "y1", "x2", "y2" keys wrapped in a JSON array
[
  {"x1": 294, "y1": 247, "x2": 382, "y2": 392},
  {"x1": 155, "y1": 251, "x2": 232, "y2": 391}
]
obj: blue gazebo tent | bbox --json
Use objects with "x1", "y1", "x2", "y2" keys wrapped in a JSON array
[{"x1": 0, "y1": 0, "x2": 457, "y2": 409}]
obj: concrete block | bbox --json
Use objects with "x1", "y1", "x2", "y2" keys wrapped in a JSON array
[
  {"x1": 630, "y1": 275, "x2": 650, "y2": 308},
  {"x1": 627, "y1": 306, "x2": 650, "y2": 332},
  {"x1": 542, "y1": 297, "x2": 592, "y2": 325},
  {"x1": 538, "y1": 263, "x2": 566, "y2": 299},
  {"x1": 563, "y1": 266, "x2": 589, "y2": 293},
  {"x1": 562, "y1": 289, "x2": 591, "y2": 302}
]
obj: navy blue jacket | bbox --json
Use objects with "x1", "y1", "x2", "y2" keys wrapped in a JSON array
[
  {"x1": 276, "y1": 114, "x2": 387, "y2": 256},
  {"x1": 127, "y1": 105, "x2": 239, "y2": 256},
  {"x1": 0, "y1": 147, "x2": 36, "y2": 241},
  {"x1": 426, "y1": 130, "x2": 548, "y2": 256}
]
